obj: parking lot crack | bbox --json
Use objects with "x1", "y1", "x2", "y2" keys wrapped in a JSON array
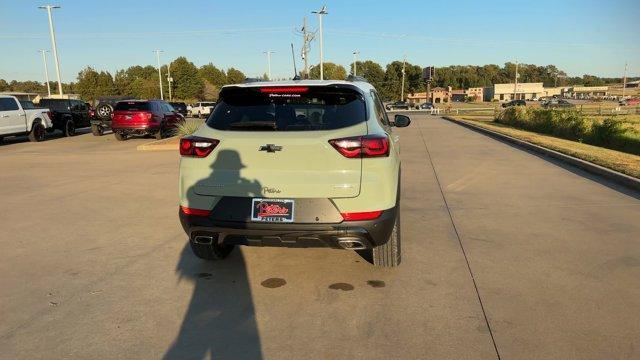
[{"x1": 418, "y1": 124, "x2": 502, "y2": 360}]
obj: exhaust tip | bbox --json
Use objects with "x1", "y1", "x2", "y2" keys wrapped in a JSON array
[
  {"x1": 337, "y1": 237, "x2": 367, "y2": 250},
  {"x1": 193, "y1": 235, "x2": 214, "y2": 245}
]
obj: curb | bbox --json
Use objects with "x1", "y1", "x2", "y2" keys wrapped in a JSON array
[
  {"x1": 136, "y1": 137, "x2": 179, "y2": 151},
  {"x1": 442, "y1": 116, "x2": 640, "y2": 192}
]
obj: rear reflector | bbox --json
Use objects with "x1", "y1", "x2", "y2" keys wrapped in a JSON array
[
  {"x1": 259, "y1": 86, "x2": 309, "y2": 94},
  {"x1": 180, "y1": 136, "x2": 220, "y2": 157},
  {"x1": 180, "y1": 206, "x2": 211, "y2": 217},
  {"x1": 329, "y1": 135, "x2": 390, "y2": 158},
  {"x1": 341, "y1": 210, "x2": 383, "y2": 221}
]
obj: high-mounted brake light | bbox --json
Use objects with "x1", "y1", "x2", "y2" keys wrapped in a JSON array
[
  {"x1": 341, "y1": 210, "x2": 383, "y2": 221},
  {"x1": 329, "y1": 135, "x2": 390, "y2": 158},
  {"x1": 180, "y1": 136, "x2": 220, "y2": 157},
  {"x1": 259, "y1": 86, "x2": 309, "y2": 94},
  {"x1": 180, "y1": 206, "x2": 211, "y2": 217}
]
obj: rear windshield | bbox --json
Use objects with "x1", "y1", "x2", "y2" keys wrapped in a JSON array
[
  {"x1": 20, "y1": 101, "x2": 36, "y2": 109},
  {"x1": 39, "y1": 100, "x2": 69, "y2": 111},
  {"x1": 207, "y1": 86, "x2": 366, "y2": 131},
  {"x1": 115, "y1": 102, "x2": 152, "y2": 111}
]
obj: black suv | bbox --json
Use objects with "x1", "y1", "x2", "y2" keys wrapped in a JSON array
[
  {"x1": 502, "y1": 99, "x2": 526, "y2": 108},
  {"x1": 38, "y1": 99, "x2": 91, "y2": 136},
  {"x1": 169, "y1": 102, "x2": 188, "y2": 117}
]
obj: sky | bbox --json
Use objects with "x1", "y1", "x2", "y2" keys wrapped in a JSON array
[{"x1": 1, "y1": 0, "x2": 639, "y2": 82}]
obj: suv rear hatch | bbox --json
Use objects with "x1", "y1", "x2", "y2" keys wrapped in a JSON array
[
  {"x1": 112, "y1": 101, "x2": 153, "y2": 126},
  {"x1": 186, "y1": 85, "x2": 368, "y2": 199}
]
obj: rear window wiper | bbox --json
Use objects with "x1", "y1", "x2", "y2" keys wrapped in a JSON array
[{"x1": 228, "y1": 121, "x2": 277, "y2": 131}]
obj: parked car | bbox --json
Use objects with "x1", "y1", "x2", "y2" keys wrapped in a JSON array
[
  {"x1": 178, "y1": 79, "x2": 411, "y2": 267},
  {"x1": 38, "y1": 98, "x2": 91, "y2": 136},
  {"x1": 189, "y1": 102, "x2": 216, "y2": 118},
  {"x1": 169, "y1": 102, "x2": 188, "y2": 117},
  {"x1": 385, "y1": 100, "x2": 410, "y2": 111},
  {"x1": 543, "y1": 99, "x2": 575, "y2": 109},
  {"x1": 111, "y1": 100, "x2": 183, "y2": 141},
  {"x1": 91, "y1": 96, "x2": 135, "y2": 136},
  {"x1": 501, "y1": 99, "x2": 526, "y2": 108},
  {"x1": 0, "y1": 95, "x2": 53, "y2": 142},
  {"x1": 619, "y1": 98, "x2": 640, "y2": 106},
  {"x1": 415, "y1": 102, "x2": 434, "y2": 110}
]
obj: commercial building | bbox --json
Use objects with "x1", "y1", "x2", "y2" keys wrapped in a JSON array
[
  {"x1": 467, "y1": 87, "x2": 484, "y2": 102},
  {"x1": 563, "y1": 86, "x2": 608, "y2": 99},
  {"x1": 487, "y1": 83, "x2": 544, "y2": 101}
]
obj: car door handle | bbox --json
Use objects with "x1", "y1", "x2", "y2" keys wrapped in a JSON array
[{"x1": 1, "y1": 114, "x2": 10, "y2": 118}]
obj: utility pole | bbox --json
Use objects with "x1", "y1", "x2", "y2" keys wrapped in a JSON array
[
  {"x1": 38, "y1": 5, "x2": 63, "y2": 96},
  {"x1": 513, "y1": 61, "x2": 519, "y2": 100},
  {"x1": 352, "y1": 50, "x2": 359, "y2": 76},
  {"x1": 263, "y1": 51, "x2": 274, "y2": 80},
  {"x1": 622, "y1": 62, "x2": 628, "y2": 99},
  {"x1": 153, "y1": 50, "x2": 164, "y2": 100},
  {"x1": 296, "y1": 17, "x2": 315, "y2": 79},
  {"x1": 400, "y1": 54, "x2": 407, "y2": 101},
  {"x1": 312, "y1": 5, "x2": 328, "y2": 80},
  {"x1": 167, "y1": 61, "x2": 172, "y2": 101},
  {"x1": 38, "y1": 50, "x2": 51, "y2": 97}
]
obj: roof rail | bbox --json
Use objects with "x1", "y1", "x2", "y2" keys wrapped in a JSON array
[{"x1": 346, "y1": 75, "x2": 368, "y2": 82}]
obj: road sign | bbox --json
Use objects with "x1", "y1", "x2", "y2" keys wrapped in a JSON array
[{"x1": 422, "y1": 66, "x2": 435, "y2": 81}]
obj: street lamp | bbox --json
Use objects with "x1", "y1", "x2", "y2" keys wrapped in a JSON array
[
  {"x1": 38, "y1": 50, "x2": 51, "y2": 97},
  {"x1": 38, "y1": 5, "x2": 63, "y2": 96},
  {"x1": 352, "y1": 50, "x2": 359, "y2": 76},
  {"x1": 312, "y1": 5, "x2": 328, "y2": 80},
  {"x1": 263, "y1": 51, "x2": 275, "y2": 80},
  {"x1": 153, "y1": 50, "x2": 164, "y2": 100}
]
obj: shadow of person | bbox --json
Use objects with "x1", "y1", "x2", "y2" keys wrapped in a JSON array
[{"x1": 164, "y1": 150, "x2": 263, "y2": 359}]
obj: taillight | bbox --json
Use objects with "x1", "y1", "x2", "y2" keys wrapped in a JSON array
[
  {"x1": 47, "y1": 111, "x2": 52, "y2": 119},
  {"x1": 180, "y1": 136, "x2": 219, "y2": 157},
  {"x1": 328, "y1": 135, "x2": 390, "y2": 158},
  {"x1": 341, "y1": 210, "x2": 383, "y2": 221},
  {"x1": 180, "y1": 206, "x2": 211, "y2": 217}
]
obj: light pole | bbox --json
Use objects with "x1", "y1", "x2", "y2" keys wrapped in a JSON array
[
  {"x1": 38, "y1": 5, "x2": 63, "y2": 96},
  {"x1": 263, "y1": 51, "x2": 274, "y2": 80},
  {"x1": 38, "y1": 50, "x2": 51, "y2": 97},
  {"x1": 352, "y1": 50, "x2": 359, "y2": 76},
  {"x1": 312, "y1": 5, "x2": 328, "y2": 80},
  {"x1": 153, "y1": 50, "x2": 164, "y2": 100},
  {"x1": 400, "y1": 54, "x2": 406, "y2": 101},
  {"x1": 167, "y1": 61, "x2": 172, "y2": 101},
  {"x1": 622, "y1": 62, "x2": 628, "y2": 99},
  {"x1": 513, "y1": 61, "x2": 519, "y2": 100}
]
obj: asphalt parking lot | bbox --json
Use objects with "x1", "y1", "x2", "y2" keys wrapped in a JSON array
[{"x1": 1, "y1": 116, "x2": 639, "y2": 359}]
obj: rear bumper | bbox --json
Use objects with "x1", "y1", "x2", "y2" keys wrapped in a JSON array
[
  {"x1": 112, "y1": 124, "x2": 159, "y2": 134},
  {"x1": 179, "y1": 206, "x2": 397, "y2": 249}
]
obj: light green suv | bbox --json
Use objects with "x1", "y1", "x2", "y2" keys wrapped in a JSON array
[{"x1": 178, "y1": 78, "x2": 411, "y2": 267}]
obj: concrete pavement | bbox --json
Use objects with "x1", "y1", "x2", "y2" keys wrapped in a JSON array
[{"x1": 0, "y1": 116, "x2": 639, "y2": 359}]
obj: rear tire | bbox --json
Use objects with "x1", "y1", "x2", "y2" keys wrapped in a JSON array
[
  {"x1": 28, "y1": 122, "x2": 46, "y2": 142},
  {"x1": 190, "y1": 240, "x2": 234, "y2": 260},
  {"x1": 155, "y1": 125, "x2": 164, "y2": 140},
  {"x1": 372, "y1": 212, "x2": 401, "y2": 267},
  {"x1": 62, "y1": 119, "x2": 76, "y2": 137},
  {"x1": 91, "y1": 124, "x2": 104, "y2": 136},
  {"x1": 114, "y1": 132, "x2": 126, "y2": 141}
]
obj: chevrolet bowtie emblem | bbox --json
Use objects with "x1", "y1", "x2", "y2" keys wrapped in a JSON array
[{"x1": 259, "y1": 144, "x2": 282, "y2": 153}]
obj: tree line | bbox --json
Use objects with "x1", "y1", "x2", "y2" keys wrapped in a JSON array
[{"x1": 1, "y1": 57, "x2": 635, "y2": 102}]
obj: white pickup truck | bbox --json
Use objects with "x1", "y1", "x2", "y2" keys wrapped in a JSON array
[
  {"x1": 0, "y1": 95, "x2": 53, "y2": 142},
  {"x1": 188, "y1": 101, "x2": 216, "y2": 118}
]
